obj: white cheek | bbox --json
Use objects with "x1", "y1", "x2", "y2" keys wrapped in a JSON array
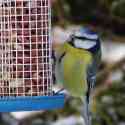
[
  {"x1": 75, "y1": 32, "x2": 98, "y2": 39},
  {"x1": 74, "y1": 39, "x2": 96, "y2": 49}
]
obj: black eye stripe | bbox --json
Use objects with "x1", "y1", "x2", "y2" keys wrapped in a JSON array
[{"x1": 74, "y1": 36, "x2": 97, "y2": 42}]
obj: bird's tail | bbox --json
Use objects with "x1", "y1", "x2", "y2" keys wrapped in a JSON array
[
  {"x1": 81, "y1": 96, "x2": 92, "y2": 125},
  {"x1": 81, "y1": 75, "x2": 96, "y2": 125}
]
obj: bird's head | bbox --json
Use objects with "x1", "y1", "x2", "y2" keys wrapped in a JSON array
[{"x1": 68, "y1": 27, "x2": 101, "y2": 55}]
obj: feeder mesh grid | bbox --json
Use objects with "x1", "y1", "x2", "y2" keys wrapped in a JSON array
[{"x1": 0, "y1": 0, "x2": 52, "y2": 97}]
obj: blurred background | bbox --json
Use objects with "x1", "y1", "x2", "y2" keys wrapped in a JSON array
[{"x1": 0, "y1": 0, "x2": 125, "y2": 125}]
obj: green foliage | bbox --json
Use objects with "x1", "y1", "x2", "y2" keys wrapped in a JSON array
[
  {"x1": 93, "y1": 80, "x2": 125, "y2": 125},
  {"x1": 111, "y1": 0, "x2": 125, "y2": 18},
  {"x1": 65, "y1": 0, "x2": 99, "y2": 22},
  {"x1": 52, "y1": 0, "x2": 125, "y2": 29}
]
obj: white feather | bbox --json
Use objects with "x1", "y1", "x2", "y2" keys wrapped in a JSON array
[
  {"x1": 74, "y1": 39, "x2": 96, "y2": 49},
  {"x1": 75, "y1": 32, "x2": 98, "y2": 40}
]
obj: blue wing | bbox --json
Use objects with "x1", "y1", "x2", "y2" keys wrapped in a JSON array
[{"x1": 83, "y1": 60, "x2": 97, "y2": 125}]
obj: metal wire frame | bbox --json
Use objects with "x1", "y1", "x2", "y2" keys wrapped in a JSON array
[{"x1": 0, "y1": 0, "x2": 52, "y2": 97}]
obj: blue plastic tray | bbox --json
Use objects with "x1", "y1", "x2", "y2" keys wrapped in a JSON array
[{"x1": 0, "y1": 94, "x2": 64, "y2": 112}]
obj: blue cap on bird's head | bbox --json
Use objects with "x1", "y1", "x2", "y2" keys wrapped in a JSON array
[{"x1": 69, "y1": 27, "x2": 101, "y2": 54}]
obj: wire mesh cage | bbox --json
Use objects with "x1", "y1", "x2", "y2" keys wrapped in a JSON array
[{"x1": 0, "y1": 0, "x2": 64, "y2": 112}]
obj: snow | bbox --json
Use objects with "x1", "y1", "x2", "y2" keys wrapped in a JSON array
[
  {"x1": 52, "y1": 116, "x2": 85, "y2": 125},
  {"x1": 102, "y1": 41, "x2": 125, "y2": 63},
  {"x1": 52, "y1": 26, "x2": 80, "y2": 44},
  {"x1": 11, "y1": 111, "x2": 42, "y2": 120}
]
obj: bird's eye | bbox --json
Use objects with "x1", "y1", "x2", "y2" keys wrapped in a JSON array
[{"x1": 74, "y1": 39, "x2": 96, "y2": 49}]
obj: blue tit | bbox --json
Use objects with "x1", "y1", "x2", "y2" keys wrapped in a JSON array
[{"x1": 55, "y1": 27, "x2": 101, "y2": 125}]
